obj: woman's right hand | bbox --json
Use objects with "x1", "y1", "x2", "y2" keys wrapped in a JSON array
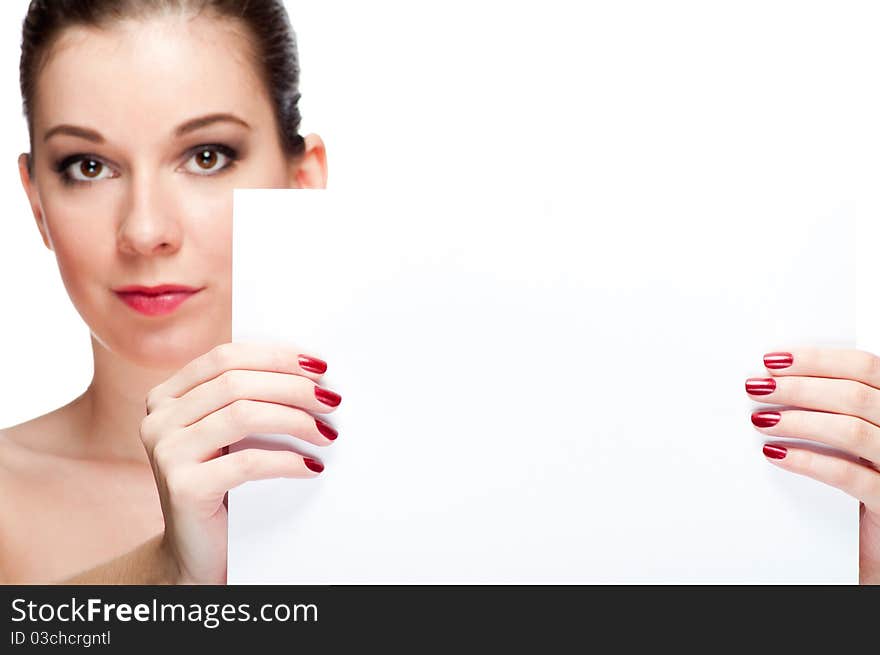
[{"x1": 138, "y1": 342, "x2": 341, "y2": 584}]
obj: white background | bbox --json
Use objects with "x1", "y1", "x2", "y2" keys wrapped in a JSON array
[{"x1": 1, "y1": 1, "x2": 879, "y2": 581}]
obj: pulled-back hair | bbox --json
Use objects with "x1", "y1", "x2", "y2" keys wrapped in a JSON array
[{"x1": 19, "y1": 0, "x2": 307, "y2": 177}]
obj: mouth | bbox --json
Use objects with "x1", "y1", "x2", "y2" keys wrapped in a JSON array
[
  {"x1": 113, "y1": 284, "x2": 205, "y2": 316},
  {"x1": 114, "y1": 283, "x2": 202, "y2": 295}
]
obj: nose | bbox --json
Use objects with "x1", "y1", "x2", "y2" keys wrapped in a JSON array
[{"x1": 116, "y1": 168, "x2": 183, "y2": 257}]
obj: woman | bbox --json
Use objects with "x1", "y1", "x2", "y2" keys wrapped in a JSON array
[
  {"x1": 2, "y1": 1, "x2": 877, "y2": 585},
  {"x1": 1, "y1": 0, "x2": 337, "y2": 584}
]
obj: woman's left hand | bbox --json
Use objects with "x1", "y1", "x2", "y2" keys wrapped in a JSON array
[{"x1": 746, "y1": 347, "x2": 880, "y2": 584}]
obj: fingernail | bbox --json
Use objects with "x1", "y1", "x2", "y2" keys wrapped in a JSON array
[
  {"x1": 314, "y1": 385, "x2": 342, "y2": 407},
  {"x1": 764, "y1": 352, "x2": 793, "y2": 370},
  {"x1": 299, "y1": 354, "x2": 328, "y2": 374},
  {"x1": 762, "y1": 444, "x2": 787, "y2": 459},
  {"x1": 315, "y1": 418, "x2": 338, "y2": 440},
  {"x1": 751, "y1": 411, "x2": 781, "y2": 428},
  {"x1": 746, "y1": 377, "x2": 776, "y2": 395},
  {"x1": 303, "y1": 457, "x2": 324, "y2": 473}
]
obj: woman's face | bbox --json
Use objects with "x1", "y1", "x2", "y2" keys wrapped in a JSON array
[{"x1": 18, "y1": 13, "x2": 326, "y2": 370}]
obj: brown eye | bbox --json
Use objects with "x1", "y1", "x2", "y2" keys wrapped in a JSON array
[
  {"x1": 183, "y1": 146, "x2": 235, "y2": 176},
  {"x1": 61, "y1": 157, "x2": 113, "y2": 184},
  {"x1": 80, "y1": 160, "x2": 103, "y2": 178},
  {"x1": 195, "y1": 149, "x2": 218, "y2": 170}
]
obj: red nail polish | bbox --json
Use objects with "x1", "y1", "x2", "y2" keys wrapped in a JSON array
[
  {"x1": 751, "y1": 411, "x2": 781, "y2": 428},
  {"x1": 315, "y1": 418, "x2": 338, "y2": 440},
  {"x1": 299, "y1": 354, "x2": 328, "y2": 374},
  {"x1": 764, "y1": 352, "x2": 793, "y2": 370},
  {"x1": 763, "y1": 444, "x2": 787, "y2": 459},
  {"x1": 303, "y1": 457, "x2": 324, "y2": 473},
  {"x1": 746, "y1": 377, "x2": 776, "y2": 395},
  {"x1": 314, "y1": 385, "x2": 342, "y2": 407}
]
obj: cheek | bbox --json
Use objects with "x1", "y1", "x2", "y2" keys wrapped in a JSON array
[
  {"x1": 182, "y1": 192, "x2": 233, "y2": 279},
  {"x1": 42, "y1": 204, "x2": 112, "y2": 287},
  {"x1": 236, "y1": 143, "x2": 292, "y2": 189}
]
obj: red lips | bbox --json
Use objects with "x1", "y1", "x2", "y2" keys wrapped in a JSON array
[
  {"x1": 113, "y1": 283, "x2": 204, "y2": 316},
  {"x1": 114, "y1": 284, "x2": 202, "y2": 294}
]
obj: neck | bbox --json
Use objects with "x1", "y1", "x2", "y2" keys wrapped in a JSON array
[{"x1": 72, "y1": 334, "x2": 183, "y2": 464}]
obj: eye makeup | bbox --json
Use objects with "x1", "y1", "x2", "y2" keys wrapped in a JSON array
[{"x1": 52, "y1": 143, "x2": 241, "y2": 188}]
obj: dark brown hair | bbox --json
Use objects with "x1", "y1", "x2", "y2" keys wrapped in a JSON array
[{"x1": 20, "y1": 0, "x2": 307, "y2": 178}]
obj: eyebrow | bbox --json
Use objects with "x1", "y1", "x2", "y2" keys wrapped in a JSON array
[{"x1": 43, "y1": 112, "x2": 251, "y2": 144}]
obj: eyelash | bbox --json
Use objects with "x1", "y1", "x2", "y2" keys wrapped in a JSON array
[{"x1": 53, "y1": 144, "x2": 240, "y2": 188}]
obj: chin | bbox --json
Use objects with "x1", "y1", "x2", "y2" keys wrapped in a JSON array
[{"x1": 92, "y1": 316, "x2": 231, "y2": 371}]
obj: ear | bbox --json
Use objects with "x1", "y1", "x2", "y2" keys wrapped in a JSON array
[
  {"x1": 288, "y1": 133, "x2": 328, "y2": 189},
  {"x1": 18, "y1": 152, "x2": 53, "y2": 251}
]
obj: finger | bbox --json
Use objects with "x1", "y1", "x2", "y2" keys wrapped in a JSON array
[
  {"x1": 761, "y1": 442, "x2": 880, "y2": 512},
  {"x1": 196, "y1": 448, "x2": 324, "y2": 499},
  {"x1": 146, "y1": 341, "x2": 329, "y2": 412},
  {"x1": 761, "y1": 347, "x2": 880, "y2": 387},
  {"x1": 751, "y1": 408, "x2": 880, "y2": 463},
  {"x1": 181, "y1": 399, "x2": 338, "y2": 460},
  {"x1": 744, "y1": 374, "x2": 880, "y2": 428},
  {"x1": 166, "y1": 368, "x2": 341, "y2": 427}
]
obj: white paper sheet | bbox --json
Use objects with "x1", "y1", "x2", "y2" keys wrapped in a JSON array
[{"x1": 229, "y1": 187, "x2": 859, "y2": 584}]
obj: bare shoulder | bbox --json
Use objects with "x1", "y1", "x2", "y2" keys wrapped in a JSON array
[
  {"x1": 0, "y1": 416, "x2": 58, "y2": 474},
  {"x1": 0, "y1": 427, "x2": 16, "y2": 584},
  {"x1": 0, "y1": 417, "x2": 71, "y2": 584},
  {"x1": 0, "y1": 422, "x2": 26, "y2": 455},
  {"x1": 0, "y1": 398, "x2": 81, "y2": 457},
  {"x1": 0, "y1": 424, "x2": 24, "y2": 483},
  {"x1": 0, "y1": 409, "x2": 84, "y2": 494},
  {"x1": 0, "y1": 426, "x2": 8, "y2": 478},
  {"x1": 0, "y1": 408, "x2": 165, "y2": 584},
  {"x1": 0, "y1": 418, "x2": 69, "y2": 584}
]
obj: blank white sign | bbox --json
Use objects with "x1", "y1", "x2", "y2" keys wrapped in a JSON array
[{"x1": 229, "y1": 187, "x2": 857, "y2": 584}]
